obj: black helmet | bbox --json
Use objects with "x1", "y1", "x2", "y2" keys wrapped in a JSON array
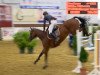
[{"x1": 43, "y1": 11, "x2": 48, "y2": 15}]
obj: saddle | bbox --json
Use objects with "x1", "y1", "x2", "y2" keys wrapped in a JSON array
[{"x1": 47, "y1": 25, "x2": 60, "y2": 42}]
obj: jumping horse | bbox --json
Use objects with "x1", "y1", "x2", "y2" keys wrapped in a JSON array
[{"x1": 29, "y1": 16, "x2": 89, "y2": 69}]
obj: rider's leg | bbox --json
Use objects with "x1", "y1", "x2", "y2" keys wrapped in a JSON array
[
  {"x1": 48, "y1": 24, "x2": 54, "y2": 34},
  {"x1": 48, "y1": 20, "x2": 57, "y2": 34}
]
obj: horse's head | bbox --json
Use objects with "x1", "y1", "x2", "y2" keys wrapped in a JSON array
[
  {"x1": 73, "y1": 16, "x2": 89, "y2": 36},
  {"x1": 29, "y1": 28, "x2": 37, "y2": 41}
]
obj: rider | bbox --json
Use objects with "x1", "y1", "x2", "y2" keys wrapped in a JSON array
[{"x1": 43, "y1": 11, "x2": 58, "y2": 39}]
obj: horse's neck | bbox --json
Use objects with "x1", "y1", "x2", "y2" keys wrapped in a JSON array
[{"x1": 60, "y1": 25, "x2": 69, "y2": 35}]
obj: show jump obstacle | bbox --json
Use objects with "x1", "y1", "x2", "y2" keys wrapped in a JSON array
[
  {"x1": 88, "y1": 30, "x2": 100, "y2": 75},
  {"x1": 72, "y1": 30, "x2": 94, "y2": 73}
]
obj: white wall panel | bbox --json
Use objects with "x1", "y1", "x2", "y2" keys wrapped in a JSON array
[{"x1": 3, "y1": 0, "x2": 21, "y2": 3}]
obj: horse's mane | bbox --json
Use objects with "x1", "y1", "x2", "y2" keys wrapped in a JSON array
[
  {"x1": 32, "y1": 28, "x2": 46, "y2": 34},
  {"x1": 73, "y1": 16, "x2": 89, "y2": 36},
  {"x1": 32, "y1": 28, "x2": 42, "y2": 31},
  {"x1": 73, "y1": 16, "x2": 88, "y2": 27}
]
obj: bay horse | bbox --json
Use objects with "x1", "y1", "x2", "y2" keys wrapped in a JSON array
[{"x1": 29, "y1": 16, "x2": 89, "y2": 69}]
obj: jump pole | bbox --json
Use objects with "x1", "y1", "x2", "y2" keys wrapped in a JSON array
[
  {"x1": 72, "y1": 30, "x2": 93, "y2": 73},
  {"x1": 72, "y1": 30, "x2": 83, "y2": 73},
  {"x1": 88, "y1": 31, "x2": 100, "y2": 75}
]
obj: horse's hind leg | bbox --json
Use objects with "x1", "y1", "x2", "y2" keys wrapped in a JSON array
[{"x1": 34, "y1": 49, "x2": 44, "y2": 64}]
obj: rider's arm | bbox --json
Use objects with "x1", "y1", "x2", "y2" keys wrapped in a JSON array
[
  {"x1": 48, "y1": 19, "x2": 51, "y2": 25},
  {"x1": 43, "y1": 17, "x2": 46, "y2": 31}
]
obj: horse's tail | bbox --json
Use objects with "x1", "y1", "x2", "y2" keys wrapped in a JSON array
[{"x1": 73, "y1": 16, "x2": 89, "y2": 36}]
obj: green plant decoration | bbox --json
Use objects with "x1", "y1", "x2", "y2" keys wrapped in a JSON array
[
  {"x1": 79, "y1": 47, "x2": 89, "y2": 63},
  {"x1": 72, "y1": 35, "x2": 77, "y2": 55},
  {"x1": 27, "y1": 39, "x2": 37, "y2": 54},
  {"x1": 13, "y1": 31, "x2": 37, "y2": 54}
]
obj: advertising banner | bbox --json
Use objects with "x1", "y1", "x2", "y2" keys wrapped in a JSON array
[
  {"x1": 66, "y1": 0, "x2": 98, "y2": 2},
  {"x1": 20, "y1": 0, "x2": 62, "y2": 9},
  {"x1": 98, "y1": 1, "x2": 100, "y2": 20},
  {"x1": 66, "y1": 2, "x2": 98, "y2": 14},
  {"x1": 0, "y1": 5, "x2": 12, "y2": 27},
  {"x1": 13, "y1": 8, "x2": 65, "y2": 24}
]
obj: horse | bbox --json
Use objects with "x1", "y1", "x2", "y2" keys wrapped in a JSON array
[{"x1": 29, "y1": 16, "x2": 89, "y2": 69}]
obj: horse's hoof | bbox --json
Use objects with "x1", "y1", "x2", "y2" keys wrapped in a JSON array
[{"x1": 43, "y1": 65, "x2": 48, "y2": 69}]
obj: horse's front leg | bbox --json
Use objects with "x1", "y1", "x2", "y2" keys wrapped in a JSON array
[
  {"x1": 43, "y1": 49, "x2": 49, "y2": 69},
  {"x1": 34, "y1": 49, "x2": 45, "y2": 64}
]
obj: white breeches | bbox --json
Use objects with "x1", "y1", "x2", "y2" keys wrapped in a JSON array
[{"x1": 48, "y1": 20, "x2": 57, "y2": 34}]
